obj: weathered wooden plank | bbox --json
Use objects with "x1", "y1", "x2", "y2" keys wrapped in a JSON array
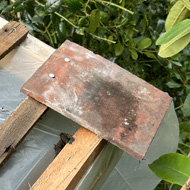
[
  {"x1": 0, "y1": 97, "x2": 47, "y2": 166},
  {"x1": 32, "y1": 127, "x2": 106, "y2": 190},
  {"x1": 0, "y1": 21, "x2": 28, "y2": 59}
]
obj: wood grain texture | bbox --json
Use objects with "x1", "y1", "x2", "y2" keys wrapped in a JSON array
[
  {"x1": 32, "y1": 127, "x2": 106, "y2": 190},
  {"x1": 0, "y1": 97, "x2": 47, "y2": 166},
  {"x1": 0, "y1": 21, "x2": 28, "y2": 59}
]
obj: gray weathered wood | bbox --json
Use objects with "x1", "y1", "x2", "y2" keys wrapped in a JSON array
[
  {"x1": 0, "y1": 97, "x2": 47, "y2": 166},
  {"x1": 0, "y1": 21, "x2": 28, "y2": 59}
]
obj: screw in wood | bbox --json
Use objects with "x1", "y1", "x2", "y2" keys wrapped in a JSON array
[
  {"x1": 49, "y1": 73, "x2": 55, "y2": 78},
  {"x1": 64, "y1": 58, "x2": 70, "y2": 62},
  {"x1": 12, "y1": 27, "x2": 17, "y2": 32}
]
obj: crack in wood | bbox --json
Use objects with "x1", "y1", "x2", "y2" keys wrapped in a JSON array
[{"x1": 0, "y1": 142, "x2": 15, "y2": 158}]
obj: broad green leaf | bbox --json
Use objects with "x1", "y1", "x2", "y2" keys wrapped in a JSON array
[
  {"x1": 165, "y1": 1, "x2": 190, "y2": 31},
  {"x1": 129, "y1": 49, "x2": 138, "y2": 60},
  {"x1": 180, "y1": 0, "x2": 190, "y2": 10},
  {"x1": 158, "y1": 32, "x2": 190, "y2": 58},
  {"x1": 45, "y1": 0, "x2": 63, "y2": 13},
  {"x1": 156, "y1": 19, "x2": 190, "y2": 45},
  {"x1": 172, "y1": 61, "x2": 182, "y2": 67},
  {"x1": 149, "y1": 153, "x2": 190, "y2": 186},
  {"x1": 143, "y1": 52, "x2": 157, "y2": 60},
  {"x1": 89, "y1": 9, "x2": 100, "y2": 34},
  {"x1": 182, "y1": 93, "x2": 190, "y2": 116},
  {"x1": 166, "y1": 81, "x2": 181, "y2": 88},
  {"x1": 174, "y1": 72, "x2": 183, "y2": 82},
  {"x1": 138, "y1": 38, "x2": 152, "y2": 49},
  {"x1": 115, "y1": 41, "x2": 124, "y2": 56}
]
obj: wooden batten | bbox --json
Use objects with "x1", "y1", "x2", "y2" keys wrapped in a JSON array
[
  {"x1": 0, "y1": 21, "x2": 28, "y2": 60},
  {"x1": 31, "y1": 127, "x2": 106, "y2": 190},
  {"x1": 0, "y1": 97, "x2": 47, "y2": 166}
]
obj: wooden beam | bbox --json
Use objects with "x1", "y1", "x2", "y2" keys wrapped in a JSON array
[
  {"x1": 0, "y1": 97, "x2": 47, "y2": 166},
  {"x1": 0, "y1": 21, "x2": 28, "y2": 59},
  {"x1": 32, "y1": 127, "x2": 106, "y2": 190}
]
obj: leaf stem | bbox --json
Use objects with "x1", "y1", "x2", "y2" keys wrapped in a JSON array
[
  {"x1": 55, "y1": 12, "x2": 79, "y2": 29},
  {"x1": 138, "y1": 60, "x2": 159, "y2": 63},
  {"x1": 175, "y1": 104, "x2": 184, "y2": 110},
  {"x1": 35, "y1": 0, "x2": 44, "y2": 7},
  {"x1": 43, "y1": 23, "x2": 54, "y2": 47},
  {"x1": 35, "y1": 0, "x2": 79, "y2": 28},
  {"x1": 95, "y1": 0, "x2": 134, "y2": 14},
  {"x1": 90, "y1": 33, "x2": 116, "y2": 43},
  {"x1": 43, "y1": 20, "x2": 52, "y2": 33}
]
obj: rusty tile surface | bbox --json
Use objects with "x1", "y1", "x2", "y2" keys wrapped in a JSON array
[{"x1": 21, "y1": 40, "x2": 172, "y2": 160}]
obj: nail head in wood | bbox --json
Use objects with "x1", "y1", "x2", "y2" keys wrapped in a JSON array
[
  {"x1": 49, "y1": 73, "x2": 55, "y2": 78},
  {"x1": 64, "y1": 57, "x2": 70, "y2": 62}
]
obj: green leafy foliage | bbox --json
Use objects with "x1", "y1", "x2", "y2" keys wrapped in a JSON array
[
  {"x1": 182, "y1": 93, "x2": 190, "y2": 116},
  {"x1": 157, "y1": 18, "x2": 190, "y2": 58},
  {"x1": 45, "y1": 0, "x2": 63, "y2": 13},
  {"x1": 156, "y1": 1, "x2": 190, "y2": 58},
  {"x1": 115, "y1": 41, "x2": 124, "y2": 56},
  {"x1": 166, "y1": 81, "x2": 182, "y2": 88},
  {"x1": 149, "y1": 153, "x2": 190, "y2": 186},
  {"x1": 157, "y1": 19, "x2": 190, "y2": 45},
  {"x1": 165, "y1": 1, "x2": 190, "y2": 31},
  {"x1": 179, "y1": 122, "x2": 190, "y2": 145},
  {"x1": 129, "y1": 49, "x2": 138, "y2": 60},
  {"x1": 156, "y1": 0, "x2": 190, "y2": 58},
  {"x1": 89, "y1": 9, "x2": 100, "y2": 33},
  {"x1": 158, "y1": 32, "x2": 190, "y2": 58},
  {"x1": 138, "y1": 38, "x2": 152, "y2": 49},
  {"x1": 64, "y1": 0, "x2": 83, "y2": 11},
  {"x1": 0, "y1": 0, "x2": 8, "y2": 12}
]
